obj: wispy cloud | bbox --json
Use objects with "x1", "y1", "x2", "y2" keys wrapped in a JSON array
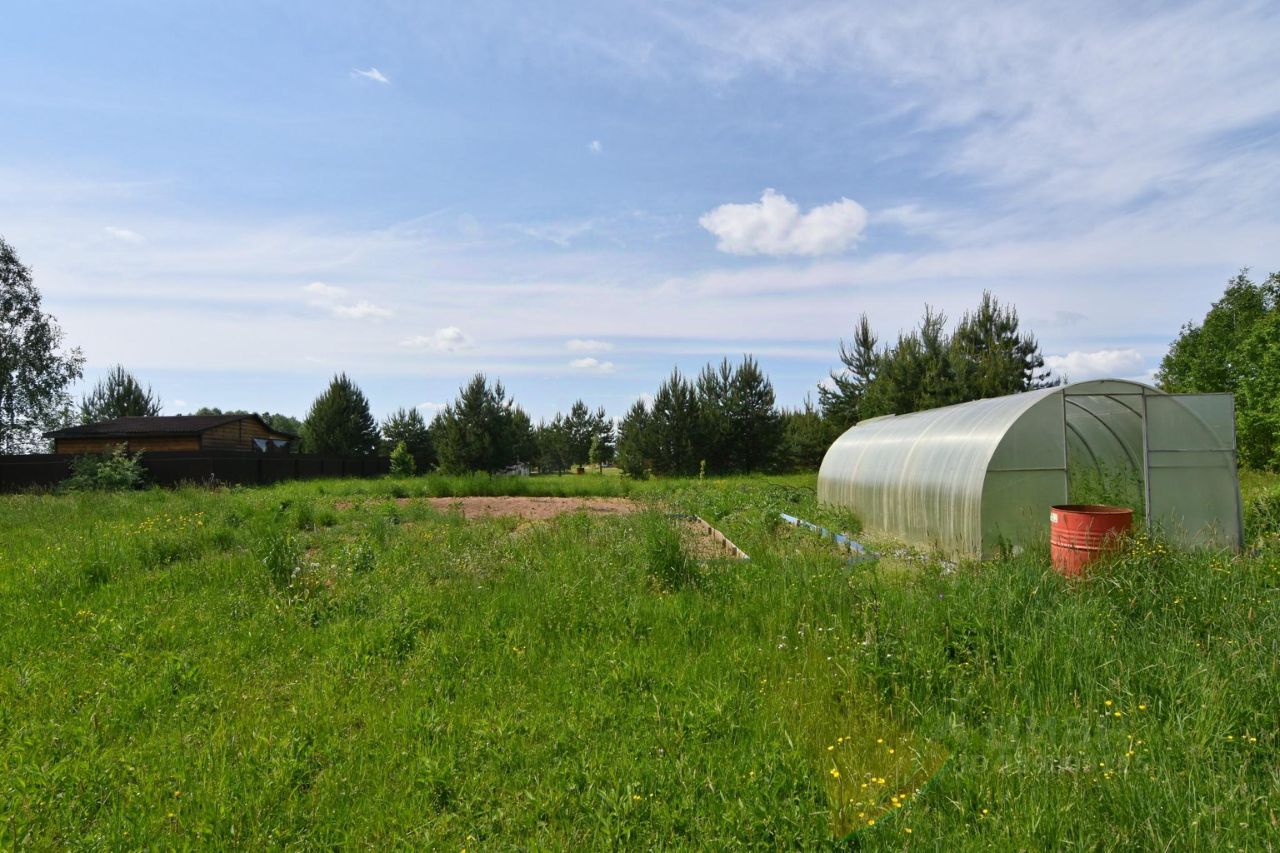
[
  {"x1": 351, "y1": 67, "x2": 390, "y2": 84},
  {"x1": 570, "y1": 357, "x2": 616, "y2": 373},
  {"x1": 566, "y1": 338, "x2": 614, "y2": 352},
  {"x1": 103, "y1": 225, "x2": 143, "y2": 243},
  {"x1": 330, "y1": 300, "x2": 392, "y2": 320},
  {"x1": 401, "y1": 326, "x2": 473, "y2": 352},
  {"x1": 699, "y1": 189, "x2": 868, "y2": 256},
  {"x1": 302, "y1": 282, "x2": 392, "y2": 320},
  {"x1": 657, "y1": 2, "x2": 1280, "y2": 214},
  {"x1": 588, "y1": 139, "x2": 603, "y2": 154}
]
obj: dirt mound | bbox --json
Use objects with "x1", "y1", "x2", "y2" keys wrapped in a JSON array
[{"x1": 419, "y1": 496, "x2": 639, "y2": 520}]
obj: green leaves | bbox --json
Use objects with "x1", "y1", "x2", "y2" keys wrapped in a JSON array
[
  {"x1": 0, "y1": 236, "x2": 84, "y2": 452},
  {"x1": 1157, "y1": 270, "x2": 1280, "y2": 469}
]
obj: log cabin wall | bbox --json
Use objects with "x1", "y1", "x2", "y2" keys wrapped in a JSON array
[
  {"x1": 200, "y1": 418, "x2": 275, "y2": 450},
  {"x1": 54, "y1": 436, "x2": 201, "y2": 454}
]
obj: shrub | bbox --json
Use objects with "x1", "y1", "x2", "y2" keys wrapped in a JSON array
[
  {"x1": 61, "y1": 445, "x2": 146, "y2": 491},
  {"x1": 389, "y1": 441, "x2": 416, "y2": 477}
]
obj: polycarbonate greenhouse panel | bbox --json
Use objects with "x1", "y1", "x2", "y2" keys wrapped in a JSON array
[{"x1": 1144, "y1": 393, "x2": 1243, "y2": 551}]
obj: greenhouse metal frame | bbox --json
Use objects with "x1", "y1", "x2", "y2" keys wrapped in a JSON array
[{"x1": 817, "y1": 380, "x2": 1243, "y2": 557}]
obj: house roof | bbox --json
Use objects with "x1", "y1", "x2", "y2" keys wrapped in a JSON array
[{"x1": 44, "y1": 414, "x2": 298, "y2": 440}]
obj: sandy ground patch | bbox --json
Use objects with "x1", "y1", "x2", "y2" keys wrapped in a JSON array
[{"x1": 418, "y1": 496, "x2": 640, "y2": 520}]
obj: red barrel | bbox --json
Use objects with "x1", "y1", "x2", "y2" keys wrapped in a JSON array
[{"x1": 1049, "y1": 505, "x2": 1133, "y2": 577}]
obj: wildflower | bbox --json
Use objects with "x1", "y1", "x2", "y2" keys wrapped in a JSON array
[
  {"x1": 904, "y1": 827, "x2": 913, "y2": 834},
  {"x1": 1104, "y1": 700, "x2": 1113, "y2": 707},
  {"x1": 867, "y1": 819, "x2": 876, "y2": 826},
  {"x1": 830, "y1": 768, "x2": 840, "y2": 779}
]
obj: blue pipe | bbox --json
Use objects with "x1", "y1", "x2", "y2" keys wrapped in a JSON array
[{"x1": 779, "y1": 512, "x2": 876, "y2": 562}]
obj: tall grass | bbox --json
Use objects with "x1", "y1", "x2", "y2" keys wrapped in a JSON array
[{"x1": 0, "y1": 473, "x2": 1275, "y2": 847}]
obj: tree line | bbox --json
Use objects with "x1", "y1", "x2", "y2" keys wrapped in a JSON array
[{"x1": 6, "y1": 234, "x2": 1275, "y2": 473}]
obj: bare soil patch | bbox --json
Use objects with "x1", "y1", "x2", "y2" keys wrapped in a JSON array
[{"x1": 417, "y1": 496, "x2": 640, "y2": 520}]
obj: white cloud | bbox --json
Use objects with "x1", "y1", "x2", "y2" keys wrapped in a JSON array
[
  {"x1": 400, "y1": 326, "x2": 473, "y2": 352},
  {"x1": 330, "y1": 300, "x2": 392, "y2": 320},
  {"x1": 566, "y1": 338, "x2": 614, "y2": 352},
  {"x1": 589, "y1": 139, "x2": 603, "y2": 153},
  {"x1": 570, "y1": 357, "x2": 616, "y2": 373},
  {"x1": 417, "y1": 401, "x2": 447, "y2": 418},
  {"x1": 173, "y1": 399, "x2": 188, "y2": 407},
  {"x1": 1044, "y1": 348, "x2": 1145, "y2": 382},
  {"x1": 303, "y1": 281, "x2": 346, "y2": 299},
  {"x1": 302, "y1": 282, "x2": 391, "y2": 320},
  {"x1": 699, "y1": 189, "x2": 868, "y2": 256},
  {"x1": 104, "y1": 226, "x2": 143, "y2": 243},
  {"x1": 352, "y1": 67, "x2": 390, "y2": 84}
]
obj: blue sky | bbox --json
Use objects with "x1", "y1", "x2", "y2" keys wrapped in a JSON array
[{"x1": 3, "y1": 1, "x2": 1279, "y2": 422}]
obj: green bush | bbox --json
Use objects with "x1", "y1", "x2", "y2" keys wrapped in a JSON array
[
  {"x1": 61, "y1": 445, "x2": 147, "y2": 491},
  {"x1": 389, "y1": 440, "x2": 416, "y2": 477}
]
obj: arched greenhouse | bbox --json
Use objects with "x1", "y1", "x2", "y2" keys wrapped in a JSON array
[{"x1": 817, "y1": 380, "x2": 1243, "y2": 557}]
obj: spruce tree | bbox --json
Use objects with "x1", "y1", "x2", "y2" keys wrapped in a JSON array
[{"x1": 300, "y1": 373, "x2": 379, "y2": 456}]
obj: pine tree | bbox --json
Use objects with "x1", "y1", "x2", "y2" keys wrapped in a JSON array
[
  {"x1": 434, "y1": 374, "x2": 519, "y2": 474},
  {"x1": 381, "y1": 406, "x2": 434, "y2": 466},
  {"x1": 565, "y1": 400, "x2": 596, "y2": 466},
  {"x1": 695, "y1": 360, "x2": 733, "y2": 473},
  {"x1": 535, "y1": 415, "x2": 571, "y2": 473},
  {"x1": 820, "y1": 313, "x2": 878, "y2": 429},
  {"x1": 649, "y1": 368, "x2": 701, "y2": 475},
  {"x1": 509, "y1": 407, "x2": 538, "y2": 466},
  {"x1": 725, "y1": 355, "x2": 782, "y2": 472},
  {"x1": 80, "y1": 365, "x2": 162, "y2": 423},
  {"x1": 300, "y1": 373, "x2": 379, "y2": 456},
  {"x1": 0, "y1": 237, "x2": 84, "y2": 452},
  {"x1": 780, "y1": 396, "x2": 835, "y2": 470},
  {"x1": 616, "y1": 399, "x2": 651, "y2": 479},
  {"x1": 592, "y1": 406, "x2": 615, "y2": 468}
]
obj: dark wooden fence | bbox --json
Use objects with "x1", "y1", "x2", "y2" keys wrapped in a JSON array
[{"x1": 0, "y1": 451, "x2": 397, "y2": 492}]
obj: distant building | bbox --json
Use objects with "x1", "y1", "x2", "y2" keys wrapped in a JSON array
[{"x1": 44, "y1": 414, "x2": 297, "y2": 454}]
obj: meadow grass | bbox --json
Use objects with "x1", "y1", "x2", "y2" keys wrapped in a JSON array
[{"x1": 0, "y1": 473, "x2": 1276, "y2": 848}]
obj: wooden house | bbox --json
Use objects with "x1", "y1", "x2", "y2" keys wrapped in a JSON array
[{"x1": 44, "y1": 414, "x2": 297, "y2": 454}]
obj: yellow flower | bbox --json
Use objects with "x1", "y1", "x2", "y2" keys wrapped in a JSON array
[{"x1": 830, "y1": 768, "x2": 840, "y2": 779}]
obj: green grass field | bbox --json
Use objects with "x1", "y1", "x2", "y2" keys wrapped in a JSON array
[{"x1": 1, "y1": 472, "x2": 1277, "y2": 848}]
